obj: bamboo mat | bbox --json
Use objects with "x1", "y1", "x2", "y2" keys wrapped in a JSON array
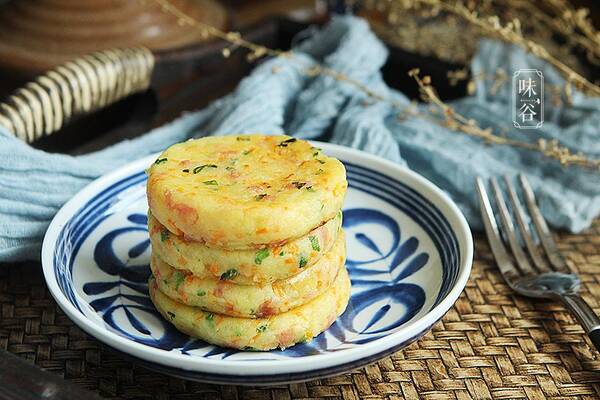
[{"x1": 1, "y1": 221, "x2": 600, "y2": 399}]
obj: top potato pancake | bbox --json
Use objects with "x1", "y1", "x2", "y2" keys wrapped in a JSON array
[{"x1": 147, "y1": 135, "x2": 347, "y2": 248}]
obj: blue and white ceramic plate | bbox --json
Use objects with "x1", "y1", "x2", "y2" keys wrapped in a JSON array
[{"x1": 42, "y1": 142, "x2": 472, "y2": 385}]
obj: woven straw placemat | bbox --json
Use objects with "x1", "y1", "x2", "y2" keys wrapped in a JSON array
[{"x1": 2, "y1": 221, "x2": 600, "y2": 399}]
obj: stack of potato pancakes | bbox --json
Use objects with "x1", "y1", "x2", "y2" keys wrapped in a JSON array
[{"x1": 146, "y1": 135, "x2": 350, "y2": 350}]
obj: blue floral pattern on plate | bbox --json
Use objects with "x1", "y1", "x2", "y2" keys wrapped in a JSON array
[{"x1": 80, "y1": 205, "x2": 431, "y2": 359}]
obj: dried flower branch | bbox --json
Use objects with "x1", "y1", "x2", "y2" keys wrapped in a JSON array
[
  {"x1": 151, "y1": 0, "x2": 287, "y2": 62},
  {"x1": 409, "y1": 68, "x2": 600, "y2": 168},
  {"x1": 401, "y1": 0, "x2": 600, "y2": 96},
  {"x1": 150, "y1": 0, "x2": 600, "y2": 170},
  {"x1": 478, "y1": 0, "x2": 600, "y2": 66},
  {"x1": 544, "y1": 0, "x2": 600, "y2": 65}
]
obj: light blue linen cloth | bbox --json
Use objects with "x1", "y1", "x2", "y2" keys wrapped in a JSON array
[{"x1": 2, "y1": 16, "x2": 600, "y2": 262}]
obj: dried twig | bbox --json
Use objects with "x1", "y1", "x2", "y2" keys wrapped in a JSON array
[
  {"x1": 400, "y1": 0, "x2": 600, "y2": 96},
  {"x1": 152, "y1": 0, "x2": 286, "y2": 61},
  {"x1": 483, "y1": 0, "x2": 600, "y2": 65},
  {"x1": 545, "y1": 0, "x2": 600, "y2": 64},
  {"x1": 409, "y1": 68, "x2": 599, "y2": 168},
  {"x1": 150, "y1": 0, "x2": 600, "y2": 170}
]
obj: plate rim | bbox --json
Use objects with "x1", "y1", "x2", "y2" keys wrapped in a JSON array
[{"x1": 41, "y1": 141, "x2": 473, "y2": 377}]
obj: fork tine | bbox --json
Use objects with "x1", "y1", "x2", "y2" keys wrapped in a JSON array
[
  {"x1": 519, "y1": 174, "x2": 569, "y2": 272},
  {"x1": 490, "y1": 177, "x2": 536, "y2": 276},
  {"x1": 476, "y1": 177, "x2": 521, "y2": 283},
  {"x1": 504, "y1": 175, "x2": 550, "y2": 272}
]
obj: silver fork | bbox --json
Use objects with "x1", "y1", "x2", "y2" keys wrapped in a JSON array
[{"x1": 476, "y1": 174, "x2": 600, "y2": 351}]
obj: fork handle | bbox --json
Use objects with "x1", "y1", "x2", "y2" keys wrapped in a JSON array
[{"x1": 558, "y1": 293, "x2": 600, "y2": 352}]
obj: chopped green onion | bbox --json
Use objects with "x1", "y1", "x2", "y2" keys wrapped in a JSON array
[
  {"x1": 291, "y1": 181, "x2": 306, "y2": 189},
  {"x1": 220, "y1": 269, "x2": 239, "y2": 280},
  {"x1": 255, "y1": 194, "x2": 267, "y2": 201},
  {"x1": 254, "y1": 248, "x2": 269, "y2": 265},
  {"x1": 197, "y1": 290, "x2": 206, "y2": 297},
  {"x1": 160, "y1": 229, "x2": 170, "y2": 242},
  {"x1": 299, "y1": 255, "x2": 308, "y2": 268},
  {"x1": 173, "y1": 271, "x2": 185, "y2": 290},
  {"x1": 309, "y1": 236, "x2": 320, "y2": 251},
  {"x1": 182, "y1": 169, "x2": 190, "y2": 173},
  {"x1": 236, "y1": 137, "x2": 251, "y2": 141},
  {"x1": 154, "y1": 158, "x2": 168, "y2": 165},
  {"x1": 203, "y1": 180, "x2": 218, "y2": 186},
  {"x1": 256, "y1": 325, "x2": 268, "y2": 333},
  {"x1": 206, "y1": 313, "x2": 214, "y2": 322},
  {"x1": 167, "y1": 311, "x2": 176, "y2": 320},
  {"x1": 193, "y1": 164, "x2": 217, "y2": 174},
  {"x1": 277, "y1": 138, "x2": 297, "y2": 147}
]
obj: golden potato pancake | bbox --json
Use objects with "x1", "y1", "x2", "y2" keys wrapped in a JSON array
[
  {"x1": 151, "y1": 231, "x2": 345, "y2": 317},
  {"x1": 148, "y1": 210, "x2": 342, "y2": 285},
  {"x1": 146, "y1": 135, "x2": 347, "y2": 248},
  {"x1": 149, "y1": 267, "x2": 351, "y2": 350}
]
